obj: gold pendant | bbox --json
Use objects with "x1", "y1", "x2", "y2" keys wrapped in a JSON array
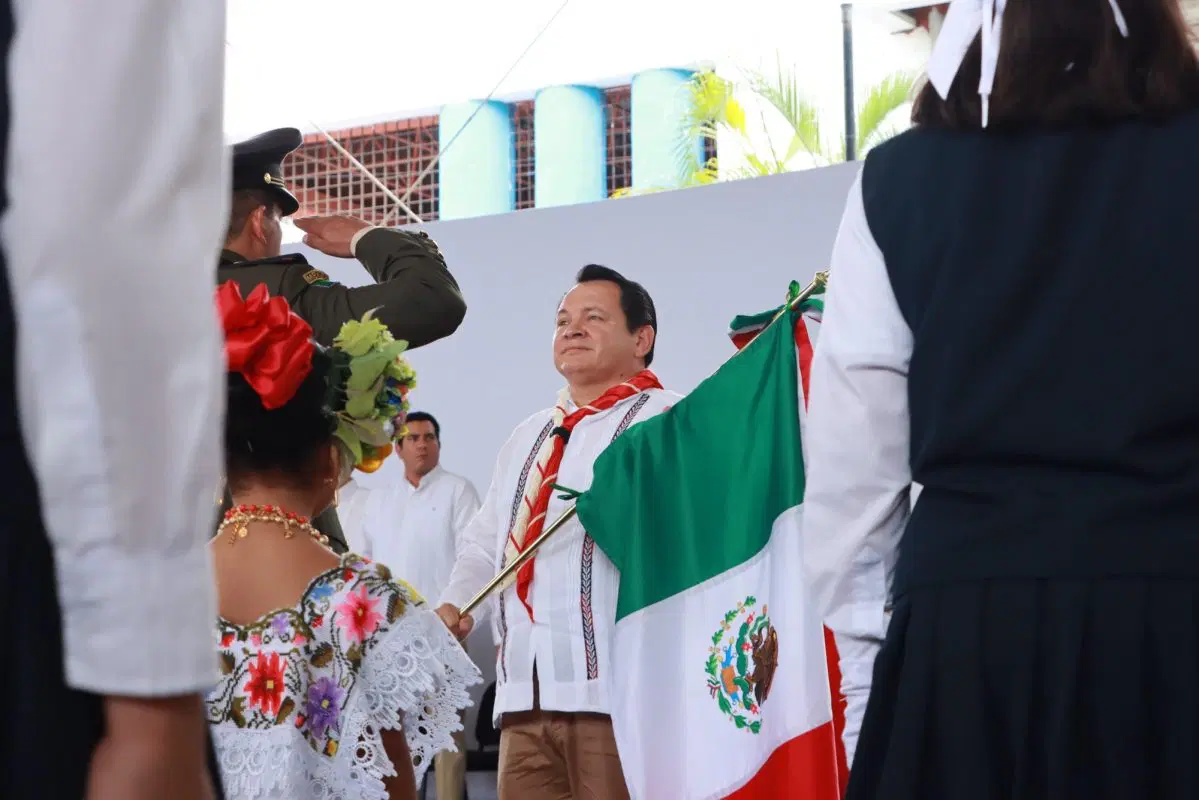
[{"x1": 237, "y1": 526, "x2": 249, "y2": 539}]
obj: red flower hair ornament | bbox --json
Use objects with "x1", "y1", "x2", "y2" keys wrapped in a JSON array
[{"x1": 216, "y1": 281, "x2": 315, "y2": 410}]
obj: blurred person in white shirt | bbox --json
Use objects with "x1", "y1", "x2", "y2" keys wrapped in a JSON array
[
  {"x1": 1, "y1": 1, "x2": 228, "y2": 798},
  {"x1": 358, "y1": 411, "x2": 480, "y2": 800}
]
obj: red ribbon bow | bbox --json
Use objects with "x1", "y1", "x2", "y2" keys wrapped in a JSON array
[{"x1": 216, "y1": 281, "x2": 315, "y2": 410}]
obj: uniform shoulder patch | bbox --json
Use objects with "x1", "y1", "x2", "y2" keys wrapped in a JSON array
[{"x1": 302, "y1": 268, "x2": 330, "y2": 285}]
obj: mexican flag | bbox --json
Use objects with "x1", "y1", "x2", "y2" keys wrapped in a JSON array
[{"x1": 575, "y1": 286, "x2": 843, "y2": 799}]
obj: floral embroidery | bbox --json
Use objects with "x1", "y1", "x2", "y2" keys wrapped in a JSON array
[
  {"x1": 270, "y1": 613, "x2": 291, "y2": 638},
  {"x1": 206, "y1": 553, "x2": 417, "y2": 757},
  {"x1": 245, "y1": 651, "x2": 286, "y2": 716},
  {"x1": 305, "y1": 677, "x2": 344, "y2": 739},
  {"x1": 310, "y1": 583, "x2": 334, "y2": 604},
  {"x1": 336, "y1": 585, "x2": 383, "y2": 644}
]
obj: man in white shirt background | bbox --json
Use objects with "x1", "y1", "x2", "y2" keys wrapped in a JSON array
[
  {"x1": 335, "y1": 475, "x2": 373, "y2": 550},
  {"x1": 358, "y1": 410, "x2": 480, "y2": 800},
  {"x1": 436, "y1": 265, "x2": 681, "y2": 799}
]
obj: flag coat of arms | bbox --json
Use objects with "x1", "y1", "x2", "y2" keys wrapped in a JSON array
[{"x1": 575, "y1": 287, "x2": 843, "y2": 799}]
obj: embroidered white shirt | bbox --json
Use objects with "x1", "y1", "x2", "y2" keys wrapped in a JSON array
[
  {"x1": 358, "y1": 466, "x2": 481, "y2": 603},
  {"x1": 441, "y1": 388, "x2": 681, "y2": 720},
  {"x1": 802, "y1": 169, "x2": 912, "y2": 766},
  {"x1": 207, "y1": 554, "x2": 481, "y2": 798},
  {"x1": 6, "y1": 0, "x2": 227, "y2": 695}
]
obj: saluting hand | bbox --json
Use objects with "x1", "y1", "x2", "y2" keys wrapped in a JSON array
[{"x1": 293, "y1": 214, "x2": 373, "y2": 259}]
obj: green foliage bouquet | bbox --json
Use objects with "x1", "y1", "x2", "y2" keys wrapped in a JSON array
[{"x1": 328, "y1": 311, "x2": 417, "y2": 474}]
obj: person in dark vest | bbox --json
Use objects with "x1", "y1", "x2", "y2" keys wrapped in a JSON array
[
  {"x1": 1, "y1": 1, "x2": 229, "y2": 798},
  {"x1": 215, "y1": 127, "x2": 468, "y2": 552},
  {"x1": 802, "y1": 0, "x2": 1199, "y2": 797}
]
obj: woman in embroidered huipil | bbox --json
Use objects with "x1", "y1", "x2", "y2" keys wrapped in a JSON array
[
  {"x1": 804, "y1": 0, "x2": 1199, "y2": 798},
  {"x1": 205, "y1": 281, "x2": 480, "y2": 799}
]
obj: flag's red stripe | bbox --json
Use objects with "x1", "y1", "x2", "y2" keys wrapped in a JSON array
[
  {"x1": 725, "y1": 721, "x2": 842, "y2": 800},
  {"x1": 792, "y1": 309, "x2": 848, "y2": 795},
  {"x1": 730, "y1": 330, "x2": 760, "y2": 351},
  {"x1": 823, "y1": 626, "x2": 849, "y2": 796},
  {"x1": 728, "y1": 311, "x2": 848, "y2": 798},
  {"x1": 794, "y1": 315, "x2": 815, "y2": 408}
]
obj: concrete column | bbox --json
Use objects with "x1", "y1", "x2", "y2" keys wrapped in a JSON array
[
  {"x1": 631, "y1": 68, "x2": 700, "y2": 192},
  {"x1": 438, "y1": 100, "x2": 514, "y2": 220},
  {"x1": 534, "y1": 85, "x2": 606, "y2": 208}
]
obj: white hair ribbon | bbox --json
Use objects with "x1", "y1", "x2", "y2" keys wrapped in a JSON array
[{"x1": 926, "y1": 0, "x2": 1130, "y2": 127}]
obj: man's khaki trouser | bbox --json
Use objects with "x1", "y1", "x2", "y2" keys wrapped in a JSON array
[
  {"x1": 433, "y1": 724, "x2": 466, "y2": 800},
  {"x1": 497, "y1": 707, "x2": 630, "y2": 800}
]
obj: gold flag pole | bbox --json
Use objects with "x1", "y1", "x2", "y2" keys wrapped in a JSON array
[
  {"x1": 459, "y1": 506, "x2": 578, "y2": 617},
  {"x1": 458, "y1": 270, "x2": 828, "y2": 619}
]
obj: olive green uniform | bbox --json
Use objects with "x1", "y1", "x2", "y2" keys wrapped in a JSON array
[
  {"x1": 215, "y1": 227, "x2": 466, "y2": 553},
  {"x1": 216, "y1": 226, "x2": 465, "y2": 348}
]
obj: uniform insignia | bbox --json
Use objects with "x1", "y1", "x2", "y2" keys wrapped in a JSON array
[
  {"x1": 303, "y1": 268, "x2": 330, "y2": 285},
  {"x1": 222, "y1": 253, "x2": 308, "y2": 268},
  {"x1": 705, "y1": 596, "x2": 778, "y2": 735},
  {"x1": 310, "y1": 279, "x2": 336, "y2": 288}
]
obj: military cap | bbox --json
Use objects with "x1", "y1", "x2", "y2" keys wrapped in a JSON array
[{"x1": 231, "y1": 127, "x2": 303, "y2": 216}]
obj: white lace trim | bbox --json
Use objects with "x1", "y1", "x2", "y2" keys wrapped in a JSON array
[{"x1": 213, "y1": 608, "x2": 481, "y2": 799}]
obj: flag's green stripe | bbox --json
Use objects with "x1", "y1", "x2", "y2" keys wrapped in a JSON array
[
  {"x1": 576, "y1": 310, "x2": 804, "y2": 620},
  {"x1": 728, "y1": 305, "x2": 784, "y2": 333},
  {"x1": 728, "y1": 295, "x2": 824, "y2": 336}
]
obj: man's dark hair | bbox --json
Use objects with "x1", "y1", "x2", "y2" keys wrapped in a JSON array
[
  {"x1": 912, "y1": 0, "x2": 1199, "y2": 130},
  {"x1": 575, "y1": 264, "x2": 658, "y2": 366},
  {"x1": 226, "y1": 189, "x2": 280, "y2": 242},
  {"x1": 404, "y1": 411, "x2": 440, "y2": 441}
]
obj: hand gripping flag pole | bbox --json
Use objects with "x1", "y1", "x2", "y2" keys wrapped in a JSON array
[
  {"x1": 459, "y1": 503, "x2": 579, "y2": 618},
  {"x1": 457, "y1": 270, "x2": 830, "y2": 619}
]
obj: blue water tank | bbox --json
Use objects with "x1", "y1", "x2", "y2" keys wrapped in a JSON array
[
  {"x1": 534, "y1": 85, "x2": 606, "y2": 208},
  {"x1": 631, "y1": 68, "x2": 701, "y2": 192},
  {"x1": 438, "y1": 100, "x2": 514, "y2": 220}
]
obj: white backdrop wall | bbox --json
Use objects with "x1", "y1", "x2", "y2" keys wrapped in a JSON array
[
  {"x1": 293, "y1": 163, "x2": 861, "y2": 744},
  {"x1": 299, "y1": 162, "x2": 860, "y2": 494}
]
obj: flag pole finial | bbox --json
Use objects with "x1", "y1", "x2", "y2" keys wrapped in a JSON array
[{"x1": 763, "y1": 271, "x2": 829, "y2": 333}]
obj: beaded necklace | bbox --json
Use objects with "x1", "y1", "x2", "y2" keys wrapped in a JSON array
[{"x1": 217, "y1": 503, "x2": 330, "y2": 547}]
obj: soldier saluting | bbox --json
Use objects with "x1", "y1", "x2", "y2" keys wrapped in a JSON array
[
  {"x1": 216, "y1": 127, "x2": 467, "y2": 552},
  {"x1": 219, "y1": 127, "x2": 465, "y2": 344}
]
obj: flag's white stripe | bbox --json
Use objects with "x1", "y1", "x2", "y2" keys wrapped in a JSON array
[{"x1": 610, "y1": 505, "x2": 833, "y2": 799}]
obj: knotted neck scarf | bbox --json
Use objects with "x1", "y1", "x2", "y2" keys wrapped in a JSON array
[{"x1": 501, "y1": 369, "x2": 663, "y2": 618}]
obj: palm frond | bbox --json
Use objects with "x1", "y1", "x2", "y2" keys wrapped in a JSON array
[
  {"x1": 610, "y1": 185, "x2": 671, "y2": 199},
  {"x1": 744, "y1": 57, "x2": 825, "y2": 161},
  {"x1": 692, "y1": 156, "x2": 721, "y2": 185},
  {"x1": 671, "y1": 61, "x2": 917, "y2": 188},
  {"x1": 855, "y1": 71, "x2": 916, "y2": 154},
  {"x1": 675, "y1": 70, "x2": 740, "y2": 186}
]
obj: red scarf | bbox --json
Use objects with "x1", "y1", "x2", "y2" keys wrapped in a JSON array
[{"x1": 502, "y1": 369, "x2": 663, "y2": 618}]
